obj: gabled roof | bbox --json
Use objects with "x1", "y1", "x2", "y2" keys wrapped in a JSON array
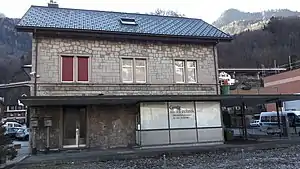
[{"x1": 16, "y1": 6, "x2": 232, "y2": 41}]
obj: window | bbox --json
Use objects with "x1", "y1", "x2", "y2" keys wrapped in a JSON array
[
  {"x1": 77, "y1": 57, "x2": 89, "y2": 82},
  {"x1": 122, "y1": 58, "x2": 146, "y2": 83},
  {"x1": 122, "y1": 59, "x2": 133, "y2": 83},
  {"x1": 61, "y1": 56, "x2": 74, "y2": 82},
  {"x1": 135, "y1": 59, "x2": 146, "y2": 83},
  {"x1": 14, "y1": 124, "x2": 22, "y2": 128},
  {"x1": 174, "y1": 60, "x2": 197, "y2": 83},
  {"x1": 120, "y1": 18, "x2": 137, "y2": 25},
  {"x1": 175, "y1": 60, "x2": 185, "y2": 83},
  {"x1": 61, "y1": 56, "x2": 89, "y2": 82},
  {"x1": 187, "y1": 61, "x2": 197, "y2": 83}
]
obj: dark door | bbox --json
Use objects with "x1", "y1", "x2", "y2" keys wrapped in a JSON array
[{"x1": 63, "y1": 107, "x2": 87, "y2": 147}]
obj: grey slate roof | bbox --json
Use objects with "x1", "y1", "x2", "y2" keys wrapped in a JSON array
[{"x1": 17, "y1": 6, "x2": 232, "y2": 40}]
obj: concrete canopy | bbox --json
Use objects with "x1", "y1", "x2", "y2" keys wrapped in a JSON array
[{"x1": 20, "y1": 94, "x2": 300, "y2": 107}]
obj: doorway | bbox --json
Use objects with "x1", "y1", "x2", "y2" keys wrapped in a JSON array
[{"x1": 63, "y1": 107, "x2": 87, "y2": 148}]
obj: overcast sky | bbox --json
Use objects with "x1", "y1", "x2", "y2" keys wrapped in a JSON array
[{"x1": 1, "y1": 0, "x2": 299, "y2": 23}]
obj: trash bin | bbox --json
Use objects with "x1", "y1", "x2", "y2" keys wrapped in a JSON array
[
  {"x1": 221, "y1": 85, "x2": 230, "y2": 95},
  {"x1": 224, "y1": 129, "x2": 234, "y2": 141}
]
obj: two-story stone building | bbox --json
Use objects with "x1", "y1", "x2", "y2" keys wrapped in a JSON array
[{"x1": 17, "y1": 4, "x2": 232, "y2": 152}]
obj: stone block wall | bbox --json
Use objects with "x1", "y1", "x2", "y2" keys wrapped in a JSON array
[
  {"x1": 31, "y1": 37, "x2": 218, "y2": 96},
  {"x1": 88, "y1": 104, "x2": 137, "y2": 148},
  {"x1": 31, "y1": 104, "x2": 137, "y2": 150},
  {"x1": 32, "y1": 106, "x2": 61, "y2": 150}
]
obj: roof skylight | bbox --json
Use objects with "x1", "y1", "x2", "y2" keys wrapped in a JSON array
[{"x1": 120, "y1": 18, "x2": 137, "y2": 25}]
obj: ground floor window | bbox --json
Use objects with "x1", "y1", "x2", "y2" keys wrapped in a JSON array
[{"x1": 137, "y1": 101, "x2": 223, "y2": 146}]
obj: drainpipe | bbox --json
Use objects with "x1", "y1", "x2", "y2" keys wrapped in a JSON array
[
  {"x1": 34, "y1": 29, "x2": 38, "y2": 97},
  {"x1": 212, "y1": 44, "x2": 219, "y2": 95},
  {"x1": 31, "y1": 29, "x2": 38, "y2": 155}
]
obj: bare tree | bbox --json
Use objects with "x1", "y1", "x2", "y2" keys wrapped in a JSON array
[{"x1": 149, "y1": 8, "x2": 185, "y2": 17}]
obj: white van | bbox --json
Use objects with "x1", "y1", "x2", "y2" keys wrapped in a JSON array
[{"x1": 259, "y1": 111, "x2": 300, "y2": 134}]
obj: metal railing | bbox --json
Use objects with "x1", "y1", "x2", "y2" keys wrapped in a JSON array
[{"x1": 264, "y1": 60, "x2": 300, "y2": 76}]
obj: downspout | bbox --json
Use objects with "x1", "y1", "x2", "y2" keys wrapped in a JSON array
[
  {"x1": 34, "y1": 29, "x2": 38, "y2": 96},
  {"x1": 212, "y1": 43, "x2": 219, "y2": 95},
  {"x1": 31, "y1": 29, "x2": 38, "y2": 155}
]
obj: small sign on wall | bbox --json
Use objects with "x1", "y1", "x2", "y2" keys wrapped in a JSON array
[
  {"x1": 169, "y1": 105, "x2": 194, "y2": 120},
  {"x1": 168, "y1": 102, "x2": 196, "y2": 128},
  {"x1": 31, "y1": 120, "x2": 38, "y2": 127},
  {"x1": 44, "y1": 119, "x2": 52, "y2": 127}
]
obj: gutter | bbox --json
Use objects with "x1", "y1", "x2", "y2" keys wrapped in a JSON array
[
  {"x1": 15, "y1": 26, "x2": 233, "y2": 42},
  {"x1": 0, "y1": 81, "x2": 30, "y2": 89}
]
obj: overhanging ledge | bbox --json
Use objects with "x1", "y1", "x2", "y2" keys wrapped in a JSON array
[{"x1": 20, "y1": 94, "x2": 300, "y2": 107}]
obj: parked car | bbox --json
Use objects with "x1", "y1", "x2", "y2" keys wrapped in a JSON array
[
  {"x1": 15, "y1": 128, "x2": 29, "y2": 141},
  {"x1": 250, "y1": 120, "x2": 260, "y2": 127},
  {"x1": 4, "y1": 127, "x2": 21, "y2": 139},
  {"x1": 3, "y1": 121, "x2": 25, "y2": 128}
]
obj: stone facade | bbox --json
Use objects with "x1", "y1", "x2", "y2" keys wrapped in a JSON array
[
  {"x1": 34, "y1": 106, "x2": 61, "y2": 150},
  {"x1": 31, "y1": 37, "x2": 218, "y2": 96},
  {"x1": 88, "y1": 104, "x2": 136, "y2": 149},
  {"x1": 29, "y1": 35, "x2": 220, "y2": 151},
  {"x1": 32, "y1": 104, "x2": 136, "y2": 150}
]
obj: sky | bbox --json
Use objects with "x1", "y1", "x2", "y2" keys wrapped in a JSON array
[{"x1": 0, "y1": 0, "x2": 299, "y2": 23}]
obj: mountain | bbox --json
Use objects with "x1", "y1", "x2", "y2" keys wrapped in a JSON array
[
  {"x1": 217, "y1": 16, "x2": 300, "y2": 68},
  {"x1": 0, "y1": 17, "x2": 31, "y2": 82},
  {"x1": 0, "y1": 17, "x2": 31, "y2": 104},
  {"x1": 213, "y1": 8, "x2": 300, "y2": 35}
]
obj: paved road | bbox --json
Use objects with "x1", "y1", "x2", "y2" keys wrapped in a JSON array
[
  {"x1": 15, "y1": 145, "x2": 300, "y2": 169},
  {"x1": 13, "y1": 140, "x2": 29, "y2": 156}
]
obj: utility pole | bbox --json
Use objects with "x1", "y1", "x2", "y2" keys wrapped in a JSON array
[{"x1": 288, "y1": 55, "x2": 292, "y2": 70}]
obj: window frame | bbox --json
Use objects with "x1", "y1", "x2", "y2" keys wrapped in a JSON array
[
  {"x1": 76, "y1": 56, "x2": 90, "y2": 83},
  {"x1": 174, "y1": 60, "x2": 185, "y2": 84},
  {"x1": 121, "y1": 58, "x2": 134, "y2": 83},
  {"x1": 174, "y1": 59, "x2": 198, "y2": 84},
  {"x1": 186, "y1": 60, "x2": 197, "y2": 83},
  {"x1": 60, "y1": 54, "x2": 91, "y2": 83},
  {"x1": 121, "y1": 57, "x2": 147, "y2": 84},
  {"x1": 135, "y1": 59, "x2": 147, "y2": 83},
  {"x1": 61, "y1": 55, "x2": 75, "y2": 83}
]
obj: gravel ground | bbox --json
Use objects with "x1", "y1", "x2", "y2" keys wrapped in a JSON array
[{"x1": 17, "y1": 145, "x2": 300, "y2": 169}]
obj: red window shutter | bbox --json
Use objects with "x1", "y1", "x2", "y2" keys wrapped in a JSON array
[
  {"x1": 77, "y1": 57, "x2": 89, "y2": 81},
  {"x1": 61, "y1": 56, "x2": 74, "y2": 81}
]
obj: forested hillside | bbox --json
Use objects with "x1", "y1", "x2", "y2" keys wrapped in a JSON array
[
  {"x1": 217, "y1": 17, "x2": 300, "y2": 68},
  {"x1": 0, "y1": 17, "x2": 31, "y2": 83},
  {"x1": 0, "y1": 17, "x2": 31, "y2": 104}
]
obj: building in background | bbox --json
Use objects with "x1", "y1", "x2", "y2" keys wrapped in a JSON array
[
  {"x1": 263, "y1": 68, "x2": 300, "y2": 111},
  {"x1": 2, "y1": 102, "x2": 27, "y2": 125}
]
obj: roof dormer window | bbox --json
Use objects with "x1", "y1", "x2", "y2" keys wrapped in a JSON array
[{"x1": 120, "y1": 18, "x2": 137, "y2": 25}]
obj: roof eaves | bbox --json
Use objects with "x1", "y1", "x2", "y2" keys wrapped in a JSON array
[{"x1": 15, "y1": 26, "x2": 233, "y2": 42}]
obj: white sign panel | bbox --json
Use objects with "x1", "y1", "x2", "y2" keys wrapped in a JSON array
[
  {"x1": 169, "y1": 102, "x2": 196, "y2": 128},
  {"x1": 196, "y1": 102, "x2": 222, "y2": 127},
  {"x1": 140, "y1": 102, "x2": 168, "y2": 129}
]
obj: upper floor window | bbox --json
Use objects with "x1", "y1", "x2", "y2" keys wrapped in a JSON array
[
  {"x1": 61, "y1": 55, "x2": 89, "y2": 82},
  {"x1": 122, "y1": 58, "x2": 146, "y2": 83},
  {"x1": 175, "y1": 60, "x2": 197, "y2": 83}
]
